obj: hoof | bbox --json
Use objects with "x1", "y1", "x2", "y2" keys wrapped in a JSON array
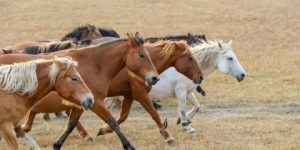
[
  {"x1": 53, "y1": 143, "x2": 61, "y2": 150},
  {"x1": 176, "y1": 117, "x2": 181, "y2": 125},
  {"x1": 97, "y1": 128, "x2": 105, "y2": 136},
  {"x1": 84, "y1": 136, "x2": 94, "y2": 142},
  {"x1": 43, "y1": 114, "x2": 50, "y2": 121},
  {"x1": 165, "y1": 136, "x2": 176, "y2": 146},
  {"x1": 183, "y1": 126, "x2": 196, "y2": 134},
  {"x1": 123, "y1": 144, "x2": 135, "y2": 150}
]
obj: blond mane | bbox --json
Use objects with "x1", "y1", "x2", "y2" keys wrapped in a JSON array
[
  {"x1": 146, "y1": 40, "x2": 189, "y2": 62},
  {"x1": 0, "y1": 57, "x2": 77, "y2": 96}
]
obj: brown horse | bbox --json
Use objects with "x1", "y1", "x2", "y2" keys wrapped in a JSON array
[
  {"x1": 22, "y1": 40, "x2": 203, "y2": 145},
  {"x1": 2, "y1": 24, "x2": 101, "y2": 53},
  {"x1": 3, "y1": 33, "x2": 158, "y2": 150},
  {"x1": 0, "y1": 56, "x2": 94, "y2": 150}
]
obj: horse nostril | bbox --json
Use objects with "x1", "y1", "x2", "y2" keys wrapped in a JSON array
[
  {"x1": 200, "y1": 76, "x2": 204, "y2": 81},
  {"x1": 241, "y1": 73, "x2": 245, "y2": 78},
  {"x1": 152, "y1": 76, "x2": 159, "y2": 82}
]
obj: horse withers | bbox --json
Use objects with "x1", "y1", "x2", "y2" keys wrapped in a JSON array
[{"x1": 0, "y1": 56, "x2": 94, "y2": 150}]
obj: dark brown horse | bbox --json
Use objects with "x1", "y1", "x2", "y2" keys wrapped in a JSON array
[
  {"x1": 145, "y1": 33, "x2": 207, "y2": 45},
  {"x1": 2, "y1": 34, "x2": 158, "y2": 150},
  {"x1": 21, "y1": 40, "x2": 203, "y2": 145}
]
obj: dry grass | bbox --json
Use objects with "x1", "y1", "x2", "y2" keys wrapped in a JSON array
[{"x1": 0, "y1": 0, "x2": 299, "y2": 149}]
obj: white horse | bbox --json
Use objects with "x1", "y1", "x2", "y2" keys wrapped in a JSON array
[{"x1": 149, "y1": 40, "x2": 246, "y2": 133}]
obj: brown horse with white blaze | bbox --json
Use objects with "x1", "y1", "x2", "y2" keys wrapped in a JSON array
[
  {"x1": 7, "y1": 33, "x2": 158, "y2": 150},
  {"x1": 22, "y1": 40, "x2": 203, "y2": 144},
  {"x1": 0, "y1": 56, "x2": 94, "y2": 150}
]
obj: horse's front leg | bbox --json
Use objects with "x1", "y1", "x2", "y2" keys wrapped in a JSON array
[
  {"x1": 98, "y1": 96, "x2": 134, "y2": 135},
  {"x1": 64, "y1": 109, "x2": 94, "y2": 142},
  {"x1": 53, "y1": 108, "x2": 83, "y2": 150},
  {"x1": 174, "y1": 89, "x2": 195, "y2": 134},
  {"x1": 136, "y1": 94, "x2": 176, "y2": 145},
  {"x1": 92, "y1": 99, "x2": 135, "y2": 150},
  {"x1": 22, "y1": 110, "x2": 38, "y2": 132}
]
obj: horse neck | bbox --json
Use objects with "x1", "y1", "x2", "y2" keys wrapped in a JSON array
[
  {"x1": 27, "y1": 62, "x2": 54, "y2": 107},
  {"x1": 74, "y1": 41, "x2": 130, "y2": 80},
  {"x1": 148, "y1": 46, "x2": 179, "y2": 74}
]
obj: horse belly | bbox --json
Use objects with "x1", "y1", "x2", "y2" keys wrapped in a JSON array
[{"x1": 31, "y1": 92, "x2": 69, "y2": 113}]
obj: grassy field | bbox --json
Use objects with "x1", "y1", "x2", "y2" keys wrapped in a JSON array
[{"x1": 0, "y1": 0, "x2": 299, "y2": 149}]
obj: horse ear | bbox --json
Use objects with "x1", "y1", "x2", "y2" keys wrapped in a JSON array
[
  {"x1": 228, "y1": 40, "x2": 233, "y2": 45},
  {"x1": 1, "y1": 49, "x2": 9, "y2": 54},
  {"x1": 218, "y1": 41, "x2": 222, "y2": 48},
  {"x1": 53, "y1": 56, "x2": 68, "y2": 70},
  {"x1": 86, "y1": 24, "x2": 95, "y2": 31},
  {"x1": 127, "y1": 33, "x2": 137, "y2": 47}
]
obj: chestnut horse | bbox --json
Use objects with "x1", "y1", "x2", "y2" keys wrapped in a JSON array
[
  {"x1": 4, "y1": 33, "x2": 158, "y2": 150},
  {"x1": 22, "y1": 40, "x2": 203, "y2": 145},
  {"x1": 2, "y1": 24, "x2": 101, "y2": 53},
  {"x1": 0, "y1": 56, "x2": 94, "y2": 150}
]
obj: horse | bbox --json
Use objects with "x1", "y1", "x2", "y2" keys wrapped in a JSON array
[
  {"x1": 8, "y1": 33, "x2": 158, "y2": 150},
  {"x1": 0, "y1": 56, "x2": 94, "y2": 150},
  {"x1": 21, "y1": 39, "x2": 203, "y2": 145},
  {"x1": 148, "y1": 39, "x2": 246, "y2": 134},
  {"x1": 2, "y1": 24, "x2": 101, "y2": 53}
]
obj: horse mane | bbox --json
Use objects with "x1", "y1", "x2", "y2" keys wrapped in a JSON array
[
  {"x1": 146, "y1": 40, "x2": 189, "y2": 62},
  {"x1": 145, "y1": 33, "x2": 206, "y2": 45},
  {"x1": 191, "y1": 40, "x2": 228, "y2": 68},
  {"x1": 61, "y1": 25, "x2": 95, "y2": 41},
  {"x1": 98, "y1": 28, "x2": 120, "y2": 37},
  {"x1": 24, "y1": 41, "x2": 76, "y2": 54},
  {"x1": 0, "y1": 57, "x2": 76, "y2": 96}
]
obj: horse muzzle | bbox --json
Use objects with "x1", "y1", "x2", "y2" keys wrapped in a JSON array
[
  {"x1": 236, "y1": 73, "x2": 245, "y2": 82},
  {"x1": 146, "y1": 76, "x2": 160, "y2": 86},
  {"x1": 193, "y1": 76, "x2": 203, "y2": 84},
  {"x1": 81, "y1": 96, "x2": 94, "y2": 110}
]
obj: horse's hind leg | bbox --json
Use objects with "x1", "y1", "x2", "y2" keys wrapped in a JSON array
[
  {"x1": 22, "y1": 110, "x2": 38, "y2": 132},
  {"x1": 98, "y1": 97, "x2": 134, "y2": 135},
  {"x1": 15, "y1": 126, "x2": 40, "y2": 150},
  {"x1": 53, "y1": 108, "x2": 83, "y2": 150},
  {"x1": 64, "y1": 109, "x2": 94, "y2": 142},
  {"x1": 0, "y1": 123, "x2": 18, "y2": 150},
  {"x1": 186, "y1": 92, "x2": 201, "y2": 120},
  {"x1": 175, "y1": 89, "x2": 195, "y2": 133}
]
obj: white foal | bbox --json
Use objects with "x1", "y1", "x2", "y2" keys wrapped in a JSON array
[{"x1": 149, "y1": 40, "x2": 246, "y2": 133}]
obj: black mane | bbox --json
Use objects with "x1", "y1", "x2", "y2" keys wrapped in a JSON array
[
  {"x1": 98, "y1": 28, "x2": 120, "y2": 38},
  {"x1": 60, "y1": 26, "x2": 89, "y2": 41},
  {"x1": 145, "y1": 33, "x2": 207, "y2": 45}
]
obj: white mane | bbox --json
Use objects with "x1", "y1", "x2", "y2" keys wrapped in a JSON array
[
  {"x1": 0, "y1": 57, "x2": 77, "y2": 96},
  {"x1": 190, "y1": 40, "x2": 229, "y2": 75}
]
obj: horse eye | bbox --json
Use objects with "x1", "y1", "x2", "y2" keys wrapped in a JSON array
[
  {"x1": 188, "y1": 57, "x2": 193, "y2": 61},
  {"x1": 71, "y1": 77, "x2": 78, "y2": 82},
  {"x1": 139, "y1": 54, "x2": 145, "y2": 58},
  {"x1": 227, "y1": 57, "x2": 233, "y2": 61}
]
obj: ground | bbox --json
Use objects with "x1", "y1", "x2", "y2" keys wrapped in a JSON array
[{"x1": 0, "y1": 0, "x2": 299, "y2": 149}]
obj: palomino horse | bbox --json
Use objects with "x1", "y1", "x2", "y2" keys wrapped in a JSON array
[
  {"x1": 22, "y1": 40, "x2": 204, "y2": 145},
  {"x1": 0, "y1": 56, "x2": 94, "y2": 150},
  {"x1": 149, "y1": 39, "x2": 246, "y2": 133},
  {"x1": 2, "y1": 24, "x2": 101, "y2": 53},
  {"x1": 15, "y1": 33, "x2": 158, "y2": 150}
]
